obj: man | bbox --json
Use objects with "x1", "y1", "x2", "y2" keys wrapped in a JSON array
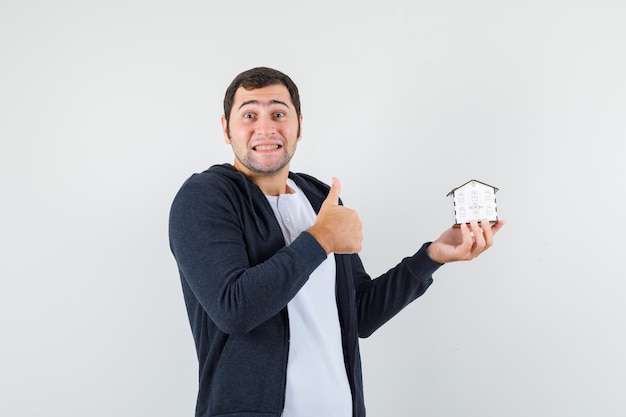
[{"x1": 169, "y1": 67, "x2": 504, "y2": 417}]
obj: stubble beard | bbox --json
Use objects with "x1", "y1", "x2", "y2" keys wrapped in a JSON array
[{"x1": 234, "y1": 142, "x2": 296, "y2": 176}]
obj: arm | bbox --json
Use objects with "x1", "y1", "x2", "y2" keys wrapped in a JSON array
[
  {"x1": 169, "y1": 178, "x2": 328, "y2": 335},
  {"x1": 353, "y1": 219, "x2": 506, "y2": 336},
  {"x1": 351, "y1": 243, "x2": 442, "y2": 338}
]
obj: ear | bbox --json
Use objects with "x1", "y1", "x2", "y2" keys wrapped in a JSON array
[
  {"x1": 221, "y1": 115, "x2": 230, "y2": 144},
  {"x1": 297, "y1": 114, "x2": 303, "y2": 142}
]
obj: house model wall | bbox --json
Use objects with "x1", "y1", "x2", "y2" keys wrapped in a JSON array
[{"x1": 447, "y1": 180, "x2": 499, "y2": 225}]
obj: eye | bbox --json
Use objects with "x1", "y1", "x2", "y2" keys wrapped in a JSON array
[
  {"x1": 273, "y1": 112, "x2": 285, "y2": 118},
  {"x1": 243, "y1": 112, "x2": 256, "y2": 119}
]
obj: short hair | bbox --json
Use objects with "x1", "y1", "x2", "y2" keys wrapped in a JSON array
[{"x1": 223, "y1": 67, "x2": 301, "y2": 131}]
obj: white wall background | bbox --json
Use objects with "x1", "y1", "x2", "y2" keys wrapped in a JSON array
[{"x1": 2, "y1": 1, "x2": 625, "y2": 416}]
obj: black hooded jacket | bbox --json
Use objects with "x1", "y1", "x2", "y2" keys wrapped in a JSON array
[{"x1": 169, "y1": 164, "x2": 441, "y2": 417}]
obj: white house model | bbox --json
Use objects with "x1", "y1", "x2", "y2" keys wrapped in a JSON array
[{"x1": 447, "y1": 180, "x2": 499, "y2": 225}]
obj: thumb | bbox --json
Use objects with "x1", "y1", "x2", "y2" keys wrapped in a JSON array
[{"x1": 323, "y1": 177, "x2": 341, "y2": 206}]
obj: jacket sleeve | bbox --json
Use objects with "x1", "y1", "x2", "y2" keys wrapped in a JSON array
[
  {"x1": 169, "y1": 177, "x2": 328, "y2": 335},
  {"x1": 351, "y1": 243, "x2": 442, "y2": 338}
]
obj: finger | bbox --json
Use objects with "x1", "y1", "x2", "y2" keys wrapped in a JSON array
[
  {"x1": 469, "y1": 220, "x2": 486, "y2": 248},
  {"x1": 491, "y1": 219, "x2": 506, "y2": 236},
  {"x1": 480, "y1": 219, "x2": 494, "y2": 247},
  {"x1": 459, "y1": 222, "x2": 474, "y2": 246},
  {"x1": 323, "y1": 177, "x2": 341, "y2": 206}
]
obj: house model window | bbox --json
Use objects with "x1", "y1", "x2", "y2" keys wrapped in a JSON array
[{"x1": 447, "y1": 180, "x2": 499, "y2": 226}]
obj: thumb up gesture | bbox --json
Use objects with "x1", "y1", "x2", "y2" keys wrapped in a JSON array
[{"x1": 307, "y1": 178, "x2": 363, "y2": 254}]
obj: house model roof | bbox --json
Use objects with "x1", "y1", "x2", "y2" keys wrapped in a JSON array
[{"x1": 447, "y1": 179, "x2": 499, "y2": 197}]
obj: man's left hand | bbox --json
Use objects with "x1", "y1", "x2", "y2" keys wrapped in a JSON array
[{"x1": 427, "y1": 219, "x2": 505, "y2": 264}]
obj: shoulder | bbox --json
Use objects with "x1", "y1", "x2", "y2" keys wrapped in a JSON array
[
  {"x1": 175, "y1": 164, "x2": 252, "y2": 200},
  {"x1": 170, "y1": 165, "x2": 253, "y2": 219},
  {"x1": 179, "y1": 164, "x2": 238, "y2": 188}
]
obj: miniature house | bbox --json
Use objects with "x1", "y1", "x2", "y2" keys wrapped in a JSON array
[{"x1": 447, "y1": 180, "x2": 499, "y2": 225}]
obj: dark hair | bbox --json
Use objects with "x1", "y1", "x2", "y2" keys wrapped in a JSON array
[{"x1": 223, "y1": 67, "x2": 301, "y2": 133}]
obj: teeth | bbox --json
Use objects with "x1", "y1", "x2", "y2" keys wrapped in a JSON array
[{"x1": 255, "y1": 145, "x2": 279, "y2": 151}]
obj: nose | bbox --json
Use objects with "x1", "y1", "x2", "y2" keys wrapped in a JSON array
[{"x1": 254, "y1": 114, "x2": 277, "y2": 135}]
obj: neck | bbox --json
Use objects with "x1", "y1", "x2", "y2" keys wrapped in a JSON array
[
  {"x1": 233, "y1": 162, "x2": 290, "y2": 196},
  {"x1": 253, "y1": 174, "x2": 290, "y2": 196}
]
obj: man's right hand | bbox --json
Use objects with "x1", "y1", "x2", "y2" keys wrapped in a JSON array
[{"x1": 307, "y1": 177, "x2": 363, "y2": 254}]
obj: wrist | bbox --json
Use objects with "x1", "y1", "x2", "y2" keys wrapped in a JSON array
[
  {"x1": 426, "y1": 242, "x2": 444, "y2": 264},
  {"x1": 307, "y1": 225, "x2": 332, "y2": 254}
]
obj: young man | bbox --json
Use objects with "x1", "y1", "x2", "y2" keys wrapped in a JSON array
[{"x1": 169, "y1": 67, "x2": 504, "y2": 417}]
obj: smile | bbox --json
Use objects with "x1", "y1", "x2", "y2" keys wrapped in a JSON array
[{"x1": 253, "y1": 144, "x2": 281, "y2": 151}]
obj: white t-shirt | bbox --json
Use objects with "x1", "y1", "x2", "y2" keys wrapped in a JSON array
[{"x1": 266, "y1": 179, "x2": 352, "y2": 417}]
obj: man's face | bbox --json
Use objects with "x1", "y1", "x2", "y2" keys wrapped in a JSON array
[{"x1": 222, "y1": 84, "x2": 302, "y2": 177}]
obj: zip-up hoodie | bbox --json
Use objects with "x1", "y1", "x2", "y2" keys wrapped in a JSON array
[{"x1": 169, "y1": 164, "x2": 441, "y2": 417}]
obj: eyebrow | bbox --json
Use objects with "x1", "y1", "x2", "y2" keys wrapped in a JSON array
[{"x1": 238, "y1": 99, "x2": 289, "y2": 110}]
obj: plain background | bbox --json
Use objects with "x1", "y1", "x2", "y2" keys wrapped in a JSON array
[{"x1": 2, "y1": 1, "x2": 625, "y2": 416}]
